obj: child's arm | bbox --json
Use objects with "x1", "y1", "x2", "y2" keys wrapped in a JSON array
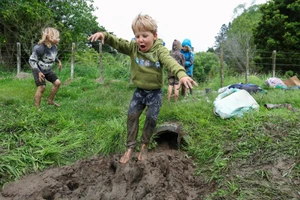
[
  {"x1": 160, "y1": 47, "x2": 198, "y2": 89},
  {"x1": 88, "y1": 32, "x2": 105, "y2": 44},
  {"x1": 55, "y1": 57, "x2": 62, "y2": 71},
  {"x1": 185, "y1": 53, "x2": 194, "y2": 67},
  {"x1": 57, "y1": 60, "x2": 62, "y2": 71}
]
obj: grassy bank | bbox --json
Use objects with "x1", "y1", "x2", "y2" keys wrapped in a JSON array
[{"x1": 1, "y1": 66, "x2": 299, "y2": 199}]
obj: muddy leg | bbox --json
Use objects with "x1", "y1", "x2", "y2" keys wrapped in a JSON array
[
  {"x1": 48, "y1": 79, "x2": 61, "y2": 107},
  {"x1": 34, "y1": 85, "x2": 46, "y2": 108},
  {"x1": 120, "y1": 148, "x2": 134, "y2": 164},
  {"x1": 138, "y1": 144, "x2": 148, "y2": 161}
]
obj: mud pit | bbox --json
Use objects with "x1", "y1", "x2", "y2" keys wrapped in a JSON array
[{"x1": 1, "y1": 124, "x2": 216, "y2": 200}]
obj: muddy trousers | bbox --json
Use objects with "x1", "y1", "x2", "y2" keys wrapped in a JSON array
[{"x1": 126, "y1": 88, "x2": 162, "y2": 149}]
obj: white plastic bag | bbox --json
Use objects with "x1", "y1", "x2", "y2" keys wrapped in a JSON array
[{"x1": 213, "y1": 88, "x2": 259, "y2": 119}]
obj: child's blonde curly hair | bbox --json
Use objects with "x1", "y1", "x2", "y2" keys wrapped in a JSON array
[
  {"x1": 38, "y1": 27, "x2": 60, "y2": 45},
  {"x1": 131, "y1": 13, "x2": 158, "y2": 35}
]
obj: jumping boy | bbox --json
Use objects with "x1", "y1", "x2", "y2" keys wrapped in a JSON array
[{"x1": 88, "y1": 13, "x2": 197, "y2": 164}]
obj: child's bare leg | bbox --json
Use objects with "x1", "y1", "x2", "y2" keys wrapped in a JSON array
[
  {"x1": 167, "y1": 85, "x2": 172, "y2": 101},
  {"x1": 48, "y1": 80, "x2": 60, "y2": 107},
  {"x1": 138, "y1": 144, "x2": 148, "y2": 161},
  {"x1": 120, "y1": 148, "x2": 133, "y2": 164},
  {"x1": 34, "y1": 86, "x2": 45, "y2": 108},
  {"x1": 174, "y1": 85, "x2": 180, "y2": 102}
]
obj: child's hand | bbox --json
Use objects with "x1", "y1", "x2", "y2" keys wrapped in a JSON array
[
  {"x1": 88, "y1": 32, "x2": 105, "y2": 44},
  {"x1": 178, "y1": 76, "x2": 198, "y2": 90},
  {"x1": 38, "y1": 72, "x2": 45, "y2": 82}
]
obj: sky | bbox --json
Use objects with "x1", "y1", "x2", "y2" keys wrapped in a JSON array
[{"x1": 92, "y1": 0, "x2": 267, "y2": 52}]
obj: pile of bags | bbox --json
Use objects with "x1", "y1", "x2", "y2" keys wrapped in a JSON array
[{"x1": 213, "y1": 87, "x2": 259, "y2": 119}]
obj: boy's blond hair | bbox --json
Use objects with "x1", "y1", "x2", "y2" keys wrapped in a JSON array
[
  {"x1": 38, "y1": 27, "x2": 60, "y2": 45},
  {"x1": 131, "y1": 14, "x2": 157, "y2": 35}
]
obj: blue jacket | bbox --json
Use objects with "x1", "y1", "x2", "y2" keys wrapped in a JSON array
[{"x1": 180, "y1": 38, "x2": 194, "y2": 77}]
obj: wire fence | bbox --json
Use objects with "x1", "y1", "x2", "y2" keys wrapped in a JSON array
[
  {"x1": 0, "y1": 42, "x2": 74, "y2": 67},
  {"x1": 0, "y1": 41, "x2": 101, "y2": 80},
  {"x1": 1, "y1": 42, "x2": 300, "y2": 80}
]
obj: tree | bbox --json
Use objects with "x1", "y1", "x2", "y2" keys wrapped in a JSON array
[
  {"x1": 47, "y1": 0, "x2": 100, "y2": 50},
  {"x1": 0, "y1": 0, "x2": 55, "y2": 66},
  {"x1": 193, "y1": 52, "x2": 220, "y2": 83},
  {"x1": 253, "y1": 0, "x2": 300, "y2": 73},
  {"x1": 0, "y1": 0, "x2": 101, "y2": 69},
  {"x1": 224, "y1": 3, "x2": 262, "y2": 74},
  {"x1": 214, "y1": 23, "x2": 230, "y2": 52}
]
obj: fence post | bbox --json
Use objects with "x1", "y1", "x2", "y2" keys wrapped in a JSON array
[
  {"x1": 71, "y1": 42, "x2": 75, "y2": 79},
  {"x1": 17, "y1": 42, "x2": 21, "y2": 74},
  {"x1": 220, "y1": 48, "x2": 224, "y2": 88},
  {"x1": 272, "y1": 50, "x2": 276, "y2": 77},
  {"x1": 98, "y1": 41, "x2": 104, "y2": 83},
  {"x1": 245, "y1": 49, "x2": 249, "y2": 84}
]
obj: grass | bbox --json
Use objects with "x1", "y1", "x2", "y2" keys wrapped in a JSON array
[{"x1": 0, "y1": 66, "x2": 300, "y2": 199}]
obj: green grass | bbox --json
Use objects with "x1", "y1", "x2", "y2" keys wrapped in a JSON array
[{"x1": 0, "y1": 67, "x2": 300, "y2": 199}]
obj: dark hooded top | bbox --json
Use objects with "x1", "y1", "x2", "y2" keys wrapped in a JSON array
[{"x1": 168, "y1": 39, "x2": 185, "y2": 78}]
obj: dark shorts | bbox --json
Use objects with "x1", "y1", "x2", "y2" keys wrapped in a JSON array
[
  {"x1": 126, "y1": 88, "x2": 162, "y2": 148},
  {"x1": 168, "y1": 76, "x2": 179, "y2": 86},
  {"x1": 33, "y1": 69, "x2": 58, "y2": 86},
  {"x1": 128, "y1": 88, "x2": 162, "y2": 122},
  {"x1": 129, "y1": 88, "x2": 162, "y2": 113}
]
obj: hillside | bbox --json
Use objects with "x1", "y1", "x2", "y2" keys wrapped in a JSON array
[{"x1": 0, "y1": 73, "x2": 300, "y2": 199}]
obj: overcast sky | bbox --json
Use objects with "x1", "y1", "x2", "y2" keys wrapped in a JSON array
[{"x1": 92, "y1": 0, "x2": 267, "y2": 52}]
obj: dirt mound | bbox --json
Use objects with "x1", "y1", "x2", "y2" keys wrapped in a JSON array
[
  {"x1": 15, "y1": 72, "x2": 31, "y2": 79},
  {"x1": 0, "y1": 132, "x2": 216, "y2": 200}
]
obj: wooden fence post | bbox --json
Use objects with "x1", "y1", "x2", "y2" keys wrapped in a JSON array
[
  {"x1": 17, "y1": 42, "x2": 21, "y2": 74},
  {"x1": 71, "y1": 42, "x2": 75, "y2": 79},
  {"x1": 245, "y1": 49, "x2": 249, "y2": 84},
  {"x1": 220, "y1": 48, "x2": 224, "y2": 88},
  {"x1": 272, "y1": 50, "x2": 276, "y2": 77}
]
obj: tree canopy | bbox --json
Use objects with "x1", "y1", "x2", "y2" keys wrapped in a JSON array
[
  {"x1": 253, "y1": 0, "x2": 300, "y2": 73},
  {"x1": 213, "y1": 0, "x2": 300, "y2": 75},
  {"x1": 214, "y1": 3, "x2": 262, "y2": 74},
  {"x1": 0, "y1": 0, "x2": 103, "y2": 68}
]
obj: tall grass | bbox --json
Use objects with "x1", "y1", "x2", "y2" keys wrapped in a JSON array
[{"x1": 1, "y1": 64, "x2": 300, "y2": 199}]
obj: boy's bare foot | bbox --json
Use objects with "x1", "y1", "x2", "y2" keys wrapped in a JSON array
[
  {"x1": 120, "y1": 148, "x2": 133, "y2": 164},
  {"x1": 138, "y1": 144, "x2": 148, "y2": 161},
  {"x1": 48, "y1": 101, "x2": 60, "y2": 107}
]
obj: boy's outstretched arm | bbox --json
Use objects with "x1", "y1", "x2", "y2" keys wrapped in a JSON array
[
  {"x1": 178, "y1": 76, "x2": 198, "y2": 90},
  {"x1": 88, "y1": 32, "x2": 105, "y2": 44}
]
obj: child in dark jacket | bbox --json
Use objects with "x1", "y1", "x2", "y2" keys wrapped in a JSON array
[
  {"x1": 88, "y1": 13, "x2": 198, "y2": 164},
  {"x1": 167, "y1": 39, "x2": 185, "y2": 102},
  {"x1": 29, "y1": 27, "x2": 62, "y2": 108}
]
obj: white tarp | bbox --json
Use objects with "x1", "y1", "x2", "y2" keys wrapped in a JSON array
[{"x1": 213, "y1": 88, "x2": 259, "y2": 119}]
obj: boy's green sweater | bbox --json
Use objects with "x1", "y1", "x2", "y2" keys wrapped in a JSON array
[{"x1": 103, "y1": 32, "x2": 187, "y2": 90}]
